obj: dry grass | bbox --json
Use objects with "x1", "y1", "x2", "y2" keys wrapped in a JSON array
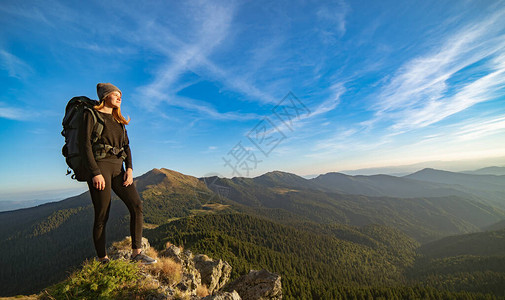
[
  {"x1": 201, "y1": 203, "x2": 231, "y2": 210},
  {"x1": 0, "y1": 295, "x2": 38, "y2": 299},
  {"x1": 164, "y1": 241, "x2": 184, "y2": 252},
  {"x1": 147, "y1": 257, "x2": 182, "y2": 286},
  {"x1": 173, "y1": 289, "x2": 191, "y2": 300},
  {"x1": 196, "y1": 284, "x2": 209, "y2": 297},
  {"x1": 142, "y1": 223, "x2": 159, "y2": 229},
  {"x1": 144, "y1": 246, "x2": 158, "y2": 259},
  {"x1": 271, "y1": 187, "x2": 299, "y2": 194},
  {"x1": 111, "y1": 236, "x2": 132, "y2": 249},
  {"x1": 197, "y1": 254, "x2": 211, "y2": 261}
]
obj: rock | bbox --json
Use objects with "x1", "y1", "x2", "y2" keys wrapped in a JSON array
[
  {"x1": 165, "y1": 248, "x2": 200, "y2": 295},
  {"x1": 160, "y1": 247, "x2": 232, "y2": 296},
  {"x1": 107, "y1": 236, "x2": 150, "y2": 260},
  {"x1": 225, "y1": 269, "x2": 282, "y2": 300},
  {"x1": 203, "y1": 290, "x2": 241, "y2": 300},
  {"x1": 176, "y1": 272, "x2": 200, "y2": 294},
  {"x1": 194, "y1": 254, "x2": 232, "y2": 294},
  {"x1": 159, "y1": 244, "x2": 184, "y2": 264}
]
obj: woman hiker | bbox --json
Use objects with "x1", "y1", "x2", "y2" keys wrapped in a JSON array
[{"x1": 80, "y1": 83, "x2": 156, "y2": 264}]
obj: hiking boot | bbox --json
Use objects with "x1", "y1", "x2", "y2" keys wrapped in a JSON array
[
  {"x1": 96, "y1": 257, "x2": 110, "y2": 265},
  {"x1": 131, "y1": 251, "x2": 157, "y2": 264}
]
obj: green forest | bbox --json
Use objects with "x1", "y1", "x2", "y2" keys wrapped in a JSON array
[{"x1": 144, "y1": 213, "x2": 504, "y2": 299}]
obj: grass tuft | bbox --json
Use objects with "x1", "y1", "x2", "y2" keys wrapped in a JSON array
[
  {"x1": 40, "y1": 259, "x2": 159, "y2": 299},
  {"x1": 40, "y1": 239, "x2": 185, "y2": 299},
  {"x1": 196, "y1": 284, "x2": 209, "y2": 297},
  {"x1": 147, "y1": 256, "x2": 182, "y2": 286}
]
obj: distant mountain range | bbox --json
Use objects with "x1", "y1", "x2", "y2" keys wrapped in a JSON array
[
  {"x1": 0, "y1": 199, "x2": 55, "y2": 212},
  {"x1": 1, "y1": 167, "x2": 504, "y2": 298},
  {"x1": 461, "y1": 166, "x2": 505, "y2": 176}
]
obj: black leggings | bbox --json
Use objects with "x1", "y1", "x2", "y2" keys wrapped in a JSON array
[{"x1": 87, "y1": 159, "x2": 143, "y2": 258}]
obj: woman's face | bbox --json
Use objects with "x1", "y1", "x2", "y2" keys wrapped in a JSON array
[{"x1": 105, "y1": 91, "x2": 122, "y2": 108}]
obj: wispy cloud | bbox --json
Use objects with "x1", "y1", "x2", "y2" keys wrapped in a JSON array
[
  {"x1": 307, "y1": 135, "x2": 390, "y2": 159},
  {"x1": 310, "y1": 83, "x2": 345, "y2": 117},
  {"x1": 71, "y1": 42, "x2": 137, "y2": 55},
  {"x1": 315, "y1": 0, "x2": 348, "y2": 41},
  {"x1": 368, "y1": 8, "x2": 505, "y2": 133},
  {"x1": 0, "y1": 3, "x2": 52, "y2": 25},
  {"x1": 0, "y1": 50, "x2": 34, "y2": 79},
  {"x1": 253, "y1": 83, "x2": 346, "y2": 138},
  {"x1": 125, "y1": 1, "x2": 274, "y2": 120},
  {"x1": 127, "y1": 1, "x2": 352, "y2": 119},
  {"x1": 391, "y1": 54, "x2": 505, "y2": 131},
  {"x1": 0, "y1": 103, "x2": 26, "y2": 120},
  {"x1": 454, "y1": 115, "x2": 505, "y2": 141},
  {"x1": 170, "y1": 96, "x2": 261, "y2": 121}
]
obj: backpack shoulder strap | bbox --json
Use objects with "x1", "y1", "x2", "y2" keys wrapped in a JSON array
[
  {"x1": 121, "y1": 123, "x2": 127, "y2": 146},
  {"x1": 84, "y1": 107, "x2": 105, "y2": 144}
]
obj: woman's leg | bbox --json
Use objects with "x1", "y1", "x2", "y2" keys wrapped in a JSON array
[
  {"x1": 87, "y1": 166, "x2": 113, "y2": 259},
  {"x1": 111, "y1": 169, "x2": 143, "y2": 251}
]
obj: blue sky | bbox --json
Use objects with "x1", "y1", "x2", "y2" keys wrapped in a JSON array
[{"x1": 1, "y1": 0, "x2": 505, "y2": 201}]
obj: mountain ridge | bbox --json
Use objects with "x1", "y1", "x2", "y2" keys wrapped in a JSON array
[{"x1": 3, "y1": 165, "x2": 503, "y2": 213}]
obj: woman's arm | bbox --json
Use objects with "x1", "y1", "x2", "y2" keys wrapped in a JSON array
[
  {"x1": 123, "y1": 128, "x2": 133, "y2": 187},
  {"x1": 123, "y1": 167, "x2": 133, "y2": 187},
  {"x1": 79, "y1": 110, "x2": 105, "y2": 190}
]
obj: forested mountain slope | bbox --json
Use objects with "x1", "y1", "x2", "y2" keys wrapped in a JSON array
[
  {"x1": 202, "y1": 171, "x2": 504, "y2": 242},
  {"x1": 145, "y1": 213, "x2": 421, "y2": 299},
  {"x1": 310, "y1": 172, "x2": 469, "y2": 198},
  {"x1": 145, "y1": 213, "x2": 503, "y2": 299},
  {"x1": 405, "y1": 168, "x2": 505, "y2": 208},
  {"x1": 410, "y1": 228, "x2": 505, "y2": 297},
  {"x1": 461, "y1": 166, "x2": 505, "y2": 176}
]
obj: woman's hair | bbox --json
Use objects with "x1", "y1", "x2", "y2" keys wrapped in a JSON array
[{"x1": 93, "y1": 93, "x2": 130, "y2": 125}]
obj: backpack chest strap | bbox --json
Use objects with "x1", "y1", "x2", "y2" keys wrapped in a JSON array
[{"x1": 92, "y1": 143, "x2": 127, "y2": 160}]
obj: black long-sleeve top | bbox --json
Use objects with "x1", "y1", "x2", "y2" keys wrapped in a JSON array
[{"x1": 79, "y1": 109, "x2": 133, "y2": 177}]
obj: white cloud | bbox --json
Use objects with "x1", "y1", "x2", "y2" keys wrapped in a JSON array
[
  {"x1": 315, "y1": 0, "x2": 348, "y2": 39},
  {"x1": 126, "y1": 1, "x2": 276, "y2": 119},
  {"x1": 170, "y1": 96, "x2": 261, "y2": 121},
  {"x1": 391, "y1": 57, "x2": 505, "y2": 131},
  {"x1": 0, "y1": 3, "x2": 52, "y2": 25},
  {"x1": 0, "y1": 103, "x2": 26, "y2": 120},
  {"x1": 0, "y1": 50, "x2": 34, "y2": 79},
  {"x1": 369, "y1": 8, "x2": 505, "y2": 133},
  {"x1": 454, "y1": 115, "x2": 505, "y2": 141},
  {"x1": 310, "y1": 83, "x2": 345, "y2": 117}
]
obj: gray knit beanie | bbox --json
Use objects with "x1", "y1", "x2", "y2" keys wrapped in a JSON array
[{"x1": 96, "y1": 83, "x2": 121, "y2": 100}]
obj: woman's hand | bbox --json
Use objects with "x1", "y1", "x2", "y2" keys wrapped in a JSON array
[
  {"x1": 92, "y1": 174, "x2": 106, "y2": 190},
  {"x1": 123, "y1": 168, "x2": 133, "y2": 187}
]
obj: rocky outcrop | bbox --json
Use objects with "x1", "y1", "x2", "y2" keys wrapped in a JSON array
[
  {"x1": 194, "y1": 254, "x2": 232, "y2": 294},
  {"x1": 108, "y1": 236, "x2": 151, "y2": 260},
  {"x1": 225, "y1": 269, "x2": 282, "y2": 300},
  {"x1": 175, "y1": 249, "x2": 202, "y2": 294},
  {"x1": 203, "y1": 290, "x2": 241, "y2": 300},
  {"x1": 159, "y1": 244, "x2": 183, "y2": 263},
  {"x1": 107, "y1": 237, "x2": 282, "y2": 299}
]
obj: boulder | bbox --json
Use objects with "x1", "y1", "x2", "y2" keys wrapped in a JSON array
[
  {"x1": 225, "y1": 269, "x2": 282, "y2": 300},
  {"x1": 194, "y1": 254, "x2": 232, "y2": 294},
  {"x1": 159, "y1": 244, "x2": 184, "y2": 264},
  {"x1": 203, "y1": 290, "x2": 241, "y2": 300},
  {"x1": 107, "y1": 236, "x2": 150, "y2": 260}
]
